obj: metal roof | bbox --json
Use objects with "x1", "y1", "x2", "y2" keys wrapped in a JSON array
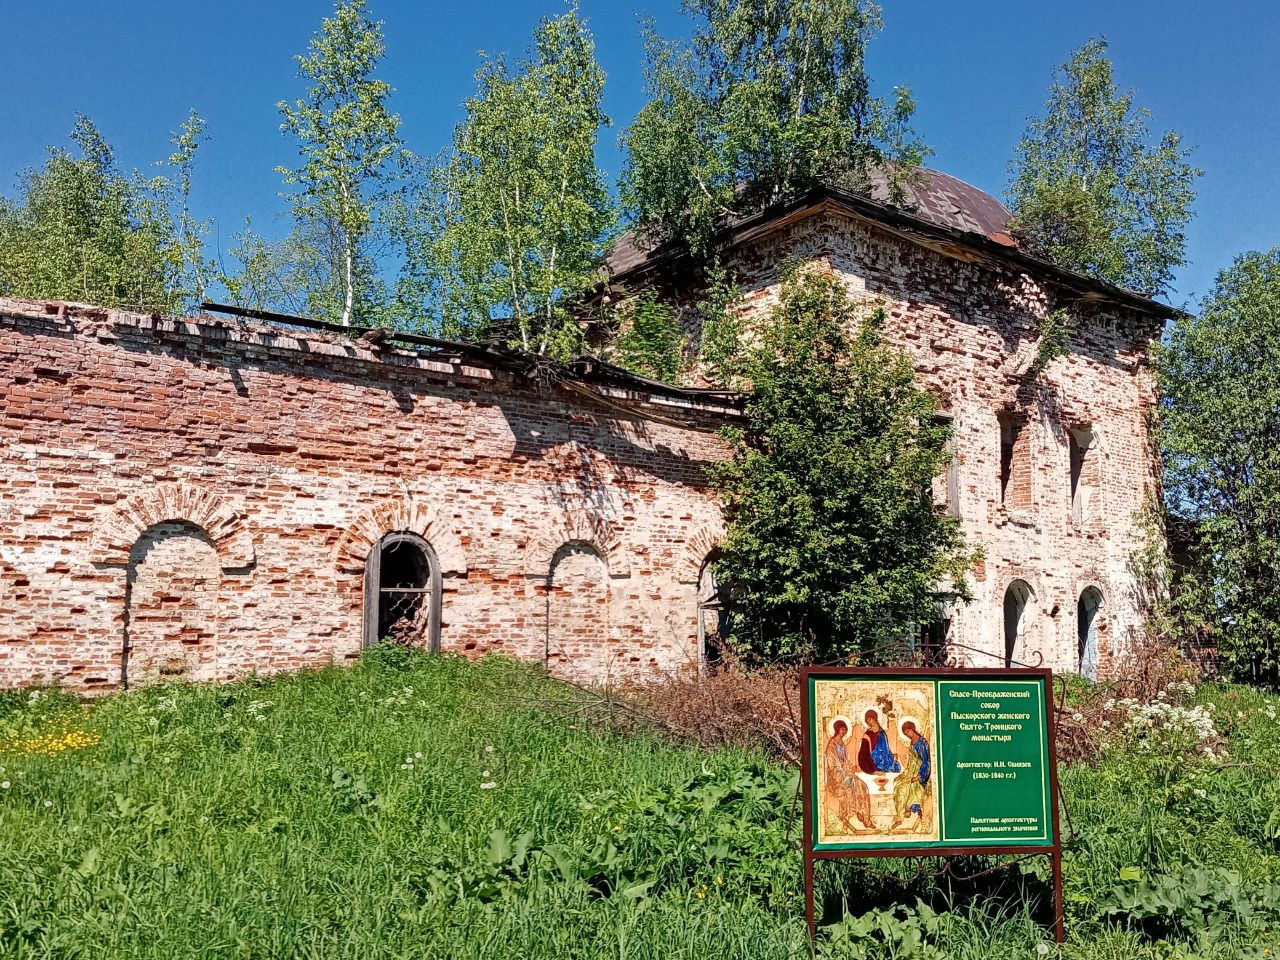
[
  {"x1": 606, "y1": 166, "x2": 1015, "y2": 277},
  {"x1": 603, "y1": 166, "x2": 1175, "y2": 319}
]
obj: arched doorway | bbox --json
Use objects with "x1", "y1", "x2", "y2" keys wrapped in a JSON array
[
  {"x1": 363, "y1": 532, "x2": 441, "y2": 649},
  {"x1": 1078, "y1": 587, "x2": 1104, "y2": 680},
  {"x1": 1003, "y1": 580, "x2": 1034, "y2": 667},
  {"x1": 697, "y1": 555, "x2": 729, "y2": 672}
]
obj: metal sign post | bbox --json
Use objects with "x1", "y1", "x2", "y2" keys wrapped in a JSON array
[{"x1": 800, "y1": 666, "x2": 1063, "y2": 945}]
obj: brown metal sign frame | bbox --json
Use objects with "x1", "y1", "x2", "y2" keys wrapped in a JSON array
[{"x1": 799, "y1": 665, "x2": 1064, "y2": 945}]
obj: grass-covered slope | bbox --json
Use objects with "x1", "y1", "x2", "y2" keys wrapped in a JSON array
[{"x1": 2, "y1": 649, "x2": 1280, "y2": 959}]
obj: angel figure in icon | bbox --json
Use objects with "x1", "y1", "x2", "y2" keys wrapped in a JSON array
[
  {"x1": 823, "y1": 717, "x2": 875, "y2": 832},
  {"x1": 890, "y1": 718, "x2": 932, "y2": 832},
  {"x1": 856, "y1": 708, "x2": 901, "y2": 775}
]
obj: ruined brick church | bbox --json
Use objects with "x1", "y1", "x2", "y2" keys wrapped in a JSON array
[{"x1": 0, "y1": 169, "x2": 1170, "y2": 692}]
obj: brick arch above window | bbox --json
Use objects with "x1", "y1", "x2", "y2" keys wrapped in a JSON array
[
  {"x1": 334, "y1": 500, "x2": 467, "y2": 577},
  {"x1": 523, "y1": 514, "x2": 630, "y2": 579},
  {"x1": 674, "y1": 522, "x2": 725, "y2": 585},
  {"x1": 90, "y1": 482, "x2": 253, "y2": 570}
]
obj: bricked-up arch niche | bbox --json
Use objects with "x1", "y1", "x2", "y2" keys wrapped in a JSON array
[
  {"x1": 1003, "y1": 579, "x2": 1035, "y2": 667},
  {"x1": 363, "y1": 533, "x2": 442, "y2": 650},
  {"x1": 122, "y1": 522, "x2": 220, "y2": 689},
  {"x1": 545, "y1": 541, "x2": 609, "y2": 679},
  {"x1": 1078, "y1": 587, "x2": 1104, "y2": 680}
]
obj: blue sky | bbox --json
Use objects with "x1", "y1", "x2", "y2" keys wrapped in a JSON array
[{"x1": 2, "y1": 0, "x2": 1276, "y2": 310}]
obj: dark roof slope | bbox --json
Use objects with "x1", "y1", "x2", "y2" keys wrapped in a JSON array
[
  {"x1": 606, "y1": 166, "x2": 1015, "y2": 277},
  {"x1": 867, "y1": 167, "x2": 1013, "y2": 239},
  {"x1": 604, "y1": 166, "x2": 1174, "y2": 319}
]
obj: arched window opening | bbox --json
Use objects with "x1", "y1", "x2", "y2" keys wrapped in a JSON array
[
  {"x1": 1078, "y1": 587, "x2": 1104, "y2": 680},
  {"x1": 1003, "y1": 580, "x2": 1034, "y2": 667},
  {"x1": 697, "y1": 555, "x2": 730, "y2": 672},
  {"x1": 363, "y1": 532, "x2": 441, "y2": 650}
]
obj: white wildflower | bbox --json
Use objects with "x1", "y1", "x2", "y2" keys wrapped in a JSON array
[
  {"x1": 479, "y1": 781, "x2": 497, "y2": 790},
  {"x1": 0, "y1": 781, "x2": 9, "y2": 790}
]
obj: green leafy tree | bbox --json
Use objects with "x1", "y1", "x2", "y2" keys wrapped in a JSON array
[
  {"x1": 167, "y1": 110, "x2": 212, "y2": 307},
  {"x1": 216, "y1": 216, "x2": 346, "y2": 317},
  {"x1": 620, "y1": 0, "x2": 924, "y2": 252},
  {"x1": 612, "y1": 292, "x2": 686, "y2": 382},
  {"x1": 695, "y1": 260, "x2": 745, "y2": 384},
  {"x1": 1007, "y1": 37, "x2": 1199, "y2": 298},
  {"x1": 712, "y1": 268, "x2": 971, "y2": 662},
  {"x1": 278, "y1": 0, "x2": 404, "y2": 326},
  {"x1": 0, "y1": 116, "x2": 185, "y2": 311},
  {"x1": 403, "y1": 6, "x2": 613, "y2": 356},
  {"x1": 1158, "y1": 250, "x2": 1280, "y2": 685}
]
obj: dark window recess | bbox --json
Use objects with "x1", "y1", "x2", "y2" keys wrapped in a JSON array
[
  {"x1": 999, "y1": 417, "x2": 1016, "y2": 502},
  {"x1": 933, "y1": 413, "x2": 959, "y2": 516},
  {"x1": 363, "y1": 533, "x2": 441, "y2": 649},
  {"x1": 1069, "y1": 426, "x2": 1096, "y2": 522},
  {"x1": 998, "y1": 413, "x2": 1033, "y2": 510},
  {"x1": 1069, "y1": 433, "x2": 1086, "y2": 502},
  {"x1": 697, "y1": 557, "x2": 730, "y2": 670},
  {"x1": 1078, "y1": 587, "x2": 1103, "y2": 680}
]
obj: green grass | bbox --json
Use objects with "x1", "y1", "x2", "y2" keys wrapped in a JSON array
[{"x1": 2, "y1": 650, "x2": 1280, "y2": 959}]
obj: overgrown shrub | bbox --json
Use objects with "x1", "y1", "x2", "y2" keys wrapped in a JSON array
[
  {"x1": 637, "y1": 658, "x2": 801, "y2": 762},
  {"x1": 711, "y1": 267, "x2": 973, "y2": 663}
]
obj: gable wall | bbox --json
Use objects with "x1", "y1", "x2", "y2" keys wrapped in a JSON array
[{"x1": 720, "y1": 210, "x2": 1161, "y2": 675}]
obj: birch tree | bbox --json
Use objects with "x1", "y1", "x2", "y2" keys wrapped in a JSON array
[
  {"x1": 621, "y1": 0, "x2": 924, "y2": 253},
  {"x1": 278, "y1": 0, "x2": 403, "y2": 326},
  {"x1": 403, "y1": 6, "x2": 613, "y2": 356},
  {"x1": 1007, "y1": 37, "x2": 1199, "y2": 298}
]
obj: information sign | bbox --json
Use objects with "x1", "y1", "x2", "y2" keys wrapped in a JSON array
[{"x1": 799, "y1": 667, "x2": 1062, "y2": 942}]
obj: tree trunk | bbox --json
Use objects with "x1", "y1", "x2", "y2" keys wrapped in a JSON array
[
  {"x1": 343, "y1": 239, "x2": 355, "y2": 328},
  {"x1": 339, "y1": 181, "x2": 355, "y2": 327}
]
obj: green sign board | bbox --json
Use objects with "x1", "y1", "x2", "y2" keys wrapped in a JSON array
[{"x1": 804, "y1": 670, "x2": 1056, "y2": 852}]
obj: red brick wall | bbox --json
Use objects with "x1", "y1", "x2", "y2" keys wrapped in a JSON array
[
  {"x1": 0, "y1": 199, "x2": 1165, "y2": 689},
  {"x1": 0, "y1": 301, "x2": 732, "y2": 690}
]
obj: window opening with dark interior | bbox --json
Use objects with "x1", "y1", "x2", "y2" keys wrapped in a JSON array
[{"x1": 364, "y1": 533, "x2": 440, "y2": 649}]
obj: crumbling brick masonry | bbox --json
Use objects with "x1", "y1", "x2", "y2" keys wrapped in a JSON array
[{"x1": 0, "y1": 170, "x2": 1170, "y2": 690}]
